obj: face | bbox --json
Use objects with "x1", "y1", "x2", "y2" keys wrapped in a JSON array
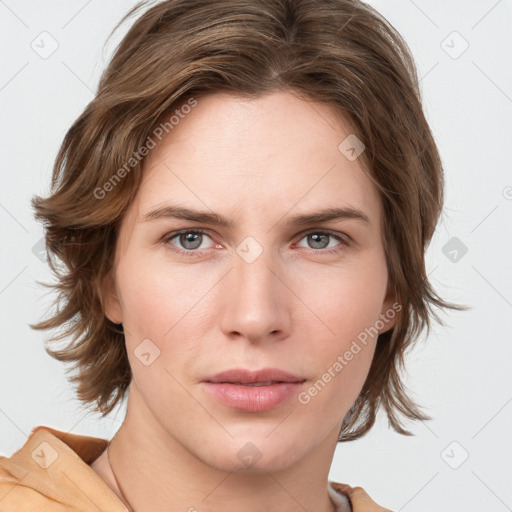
[{"x1": 104, "y1": 91, "x2": 397, "y2": 473}]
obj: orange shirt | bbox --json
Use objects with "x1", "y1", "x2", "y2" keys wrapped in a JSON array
[{"x1": 0, "y1": 425, "x2": 391, "y2": 511}]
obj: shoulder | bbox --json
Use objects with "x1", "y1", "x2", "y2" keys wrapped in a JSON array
[
  {"x1": 0, "y1": 425, "x2": 124, "y2": 511},
  {"x1": 0, "y1": 426, "x2": 69, "y2": 510},
  {"x1": 0, "y1": 449, "x2": 66, "y2": 511},
  {"x1": 330, "y1": 481, "x2": 393, "y2": 512}
]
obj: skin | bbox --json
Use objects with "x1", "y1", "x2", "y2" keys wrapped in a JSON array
[{"x1": 90, "y1": 90, "x2": 397, "y2": 512}]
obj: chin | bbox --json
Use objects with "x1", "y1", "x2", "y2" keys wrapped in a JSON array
[{"x1": 197, "y1": 434, "x2": 307, "y2": 474}]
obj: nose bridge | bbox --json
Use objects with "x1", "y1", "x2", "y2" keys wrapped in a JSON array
[{"x1": 219, "y1": 239, "x2": 289, "y2": 341}]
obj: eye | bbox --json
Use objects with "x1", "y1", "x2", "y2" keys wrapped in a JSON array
[
  {"x1": 162, "y1": 229, "x2": 349, "y2": 257},
  {"x1": 295, "y1": 230, "x2": 348, "y2": 254},
  {"x1": 163, "y1": 229, "x2": 215, "y2": 255}
]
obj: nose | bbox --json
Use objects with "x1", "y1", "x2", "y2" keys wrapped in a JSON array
[{"x1": 219, "y1": 246, "x2": 292, "y2": 344}]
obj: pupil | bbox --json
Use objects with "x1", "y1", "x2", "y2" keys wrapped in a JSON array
[
  {"x1": 182, "y1": 233, "x2": 201, "y2": 249},
  {"x1": 310, "y1": 233, "x2": 328, "y2": 249}
]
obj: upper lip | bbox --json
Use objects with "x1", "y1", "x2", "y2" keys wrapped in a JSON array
[{"x1": 202, "y1": 368, "x2": 305, "y2": 384}]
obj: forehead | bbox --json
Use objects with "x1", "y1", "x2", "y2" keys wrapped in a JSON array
[{"x1": 129, "y1": 91, "x2": 381, "y2": 228}]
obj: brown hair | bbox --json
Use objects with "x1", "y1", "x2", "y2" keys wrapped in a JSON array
[{"x1": 31, "y1": 0, "x2": 467, "y2": 441}]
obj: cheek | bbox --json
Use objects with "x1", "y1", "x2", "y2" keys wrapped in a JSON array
[
  {"x1": 296, "y1": 251, "x2": 388, "y2": 343},
  {"x1": 298, "y1": 255, "x2": 388, "y2": 401},
  {"x1": 114, "y1": 256, "x2": 200, "y2": 414},
  {"x1": 297, "y1": 298, "x2": 381, "y2": 427},
  {"x1": 114, "y1": 252, "x2": 211, "y2": 377},
  {"x1": 115, "y1": 251, "x2": 198, "y2": 335}
]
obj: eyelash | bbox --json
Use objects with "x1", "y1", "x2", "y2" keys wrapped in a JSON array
[{"x1": 162, "y1": 229, "x2": 349, "y2": 257}]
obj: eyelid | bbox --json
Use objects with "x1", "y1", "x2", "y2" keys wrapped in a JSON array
[
  {"x1": 162, "y1": 228, "x2": 215, "y2": 249},
  {"x1": 162, "y1": 228, "x2": 350, "y2": 255},
  {"x1": 294, "y1": 228, "x2": 351, "y2": 244}
]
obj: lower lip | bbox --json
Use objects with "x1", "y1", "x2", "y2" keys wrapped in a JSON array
[{"x1": 202, "y1": 382, "x2": 305, "y2": 412}]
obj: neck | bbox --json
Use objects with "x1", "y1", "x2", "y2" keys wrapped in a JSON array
[{"x1": 97, "y1": 386, "x2": 343, "y2": 512}]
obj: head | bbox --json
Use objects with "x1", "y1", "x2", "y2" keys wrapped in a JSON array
[{"x1": 32, "y1": 0, "x2": 466, "y2": 457}]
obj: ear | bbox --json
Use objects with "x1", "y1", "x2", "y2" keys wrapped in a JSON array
[
  {"x1": 100, "y1": 271, "x2": 123, "y2": 325},
  {"x1": 377, "y1": 284, "x2": 400, "y2": 335}
]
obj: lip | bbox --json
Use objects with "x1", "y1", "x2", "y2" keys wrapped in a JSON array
[
  {"x1": 202, "y1": 367, "x2": 304, "y2": 384},
  {"x1": 201, "y1": 368, "x2": 306, "y2": 412}
]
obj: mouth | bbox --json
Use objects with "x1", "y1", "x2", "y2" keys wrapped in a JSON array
[
  {"x1": 219, "y1": 381, "x2": 295, "y2": 386},
  {"x1": 202, "y1": 367, "x2": 305, "y2": 385},
  {"x1": 201, "y1": 368, "x2": 306, "y2": 412}
]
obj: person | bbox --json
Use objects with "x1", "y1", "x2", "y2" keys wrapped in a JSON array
[{"x1": 0, "y1": 0, "x2": 466, "y2": 510}]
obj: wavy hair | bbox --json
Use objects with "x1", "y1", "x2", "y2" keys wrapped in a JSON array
[{"x1": 31, "y1": 0, "x2": 468, "y2": 441}]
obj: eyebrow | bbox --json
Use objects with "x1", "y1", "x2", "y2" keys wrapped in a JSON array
[{"x1": 142, "y1": 204, "x2": 371, "y2": 228}]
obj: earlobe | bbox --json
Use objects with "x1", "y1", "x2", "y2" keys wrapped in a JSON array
[
  {"x1": 100, "y1": 272, "x2": 123, "y2": 324},
  {"x1": 378, "y1": 286, "x2": 400, "y2": 334}
]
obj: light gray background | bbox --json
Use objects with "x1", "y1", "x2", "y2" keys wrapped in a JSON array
[{"x1": 0, "y1": 1, "x2": 511, "y2": 511}]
